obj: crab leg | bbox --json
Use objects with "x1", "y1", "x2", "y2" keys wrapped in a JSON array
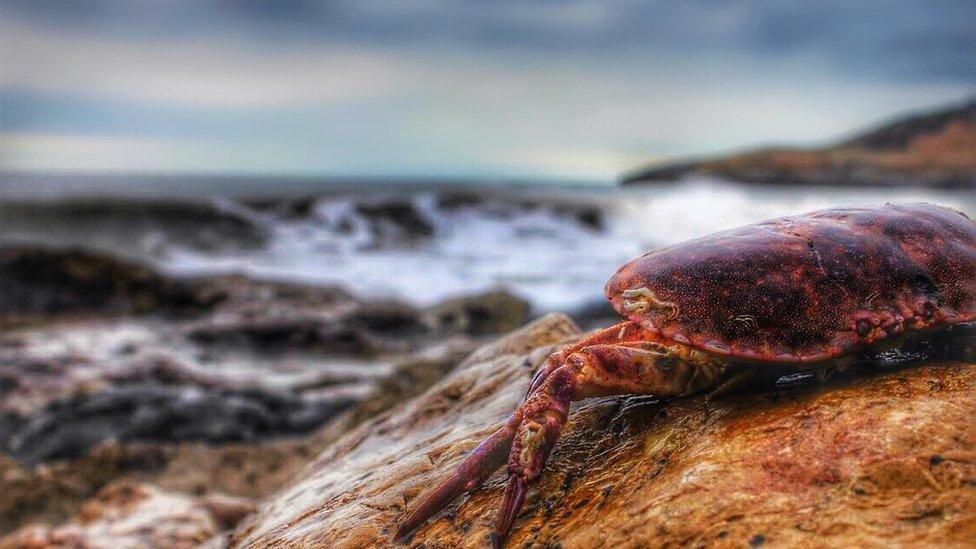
[
  {"x1": 492, "y1": 343, "x2": 728, "y2": 546},
  {"x1": 395, "y1": 413, "x2": 521, "y2": 540},
  {"x1": 396, "y1": 327, "x2": 652, "y2": 542},
  {"x1": 525, "y1": 321, "x2": 659, "y2": 399},
  {"x1": 397, "y1": 337, "x2": 728, "y2": 546}
]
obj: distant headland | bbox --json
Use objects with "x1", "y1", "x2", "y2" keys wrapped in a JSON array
[{"x1": 622, "y1": 98, "x2": 976, "y2": 188}]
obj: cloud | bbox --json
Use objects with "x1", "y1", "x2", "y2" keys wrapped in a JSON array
[
  {"x1": 1, "y1": 0, "x2": 973, "y2": 178},
  {"x1": 0, "y1": 133, "x2": 200, "y2": 172},
  {"x1": 4, "y1": 0, "x2": 973, "y2": 81},
  {"x1": 1, "y1": 22, "x2": 408, "y2": 108}
]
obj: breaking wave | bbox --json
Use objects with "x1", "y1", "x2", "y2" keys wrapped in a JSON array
[{"x1": 2, "y1": 176, "x2": 973, "y2": 312}]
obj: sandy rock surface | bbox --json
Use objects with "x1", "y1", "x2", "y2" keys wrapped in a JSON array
[
  {"x1": 0, "y1": 481, "x2": 253, "y2": 548},
  {"x1": 233, "y1": 314, "x2": 976, "y2": 548}
]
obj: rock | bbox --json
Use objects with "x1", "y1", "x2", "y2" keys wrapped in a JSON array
[
  {"x1": 0, "y1": 481, "x2": 226, "y2": 548},
  {"x1": 0, "y1": 247, "x2": 354, "y2": 324},
  {"x1": 424, "y1": 290, "x2": 532, "y2": 336},
  {"x1": 435, "y1": 190, "x2": 606, "y2": 231},
  {"x1": 340, "y1": 301, "x2": 428, "y2": 338},
  {"x1": 0, "y1": 198, "x2": 269, "y2": 254},
  {"x1": 187, "y1": 315, "x2": 385, "y2": 357},
  {"x1": 0, "y1": 445, "x2": 171, "y2": 533},
  {"x1": 0, "y1": 437, "x2": 324, "y2": 534},
  {"x1": 623, "y1": 98, "x2": 976, "y2": 188},
  {"x1": 355, "y1": 199, "x2": 435, "y2": 242},
  {"x1": 2, "y1": 383, "x2": 357, "y2": 464},
  {"x1": 200, "y1": 492, "x2": 257, "y2": 529},
  {"x1": 337, "y1": 336, "x2": 479, "y2": 427},
  {"x1": 186, "y1": 300, "x2": 429, "y2": 357},
  {"x1": 242, "y1": 196, "x2": 317, "y2": 219},
  {"x1": 232, "y1": 315, "x2": 976, "y2": 547},
  {"x1": 435, "y1": 190, "x2": 485, "y2": 210},
  {"x1": 0, "y1": 286, "x2": 525, "y2": 467},
  {"x1": 553, "y1": 204, "x2": 604, "y2": 231},
  {"x1": 0, "y1": 246, "x2": 220, "y2": 320}
]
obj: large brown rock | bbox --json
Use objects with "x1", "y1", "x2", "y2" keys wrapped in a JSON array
[{"x1": 232, "y1": 314, "x2": 976, "y2": 548}]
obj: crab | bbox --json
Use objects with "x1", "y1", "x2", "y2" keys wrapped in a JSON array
[{"x1": 396, "y1": 202, "x2": 976, "y2": 547}]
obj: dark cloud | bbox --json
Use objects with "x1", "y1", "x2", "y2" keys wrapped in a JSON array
[{"x1": 3, "y1": 0, "x2": 973, "y2": 81}]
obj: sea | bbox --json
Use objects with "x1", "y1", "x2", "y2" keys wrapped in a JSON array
[{"x1": 1, "y1": 172, "x2": 973, "y2": 314}]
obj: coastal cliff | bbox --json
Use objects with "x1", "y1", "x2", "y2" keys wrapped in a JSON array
[{"x1": 623, "y1": 99, "x2": 976, "y2": 188}]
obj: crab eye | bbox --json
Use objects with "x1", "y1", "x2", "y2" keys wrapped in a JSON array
[{"x1": 855, "y1": 319, "x2": 872, "y2": 338}]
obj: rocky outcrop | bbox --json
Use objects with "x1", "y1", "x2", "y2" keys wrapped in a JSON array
[
  {"x1": 0, "y1": 481, "x2": 252, "y2": 548},
  {"x1": 424, "y1": 291, "x2": 532, "y2": 336},
  {"x1": 623, "y1": 98, "x2": 976, "y2": 188},
  {"x1": 0, "y1": 245, "x2": 533, "y2": 532},
  {"x1": 0, "y1": 246, "x2": 358, "y2": 323},
  {"x1": 0, "y1": 246, "x2": 530, "y2": 450},
  {"x1": 3, "y1": 383, "x2": 358, "y2": 464},
  {"x1": 0, "y1": 198, "x2": 269, "y2": 255},
  {"x1": 0, "y1": 246, "x2": 217, "y2": 320},
  {"x1": 232, "y1": 315, "x2": 976, "y2": 547},
  {"x1": 355, "y1": 199, "x2": 436, "y2": 242}
]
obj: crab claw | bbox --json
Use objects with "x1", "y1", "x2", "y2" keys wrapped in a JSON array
[
  {"x1": 491, "y1": 475, "x2": 526, "y2": 548},
  {"x1": 490, "y1": 408, "x2": 567, "y2": 546},
  {"x1": 395, "y1": 417, "x2": 519, "y2": 542}
]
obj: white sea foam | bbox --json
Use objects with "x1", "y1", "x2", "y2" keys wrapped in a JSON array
[
  {"x1": 4, "y1": 176, "x2": 973, "y2": 312},
  {"x1": 159, "y1": 178, "x2": 976, "y2": 312}
]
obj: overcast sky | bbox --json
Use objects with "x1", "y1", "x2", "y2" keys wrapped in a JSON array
[{"x1": 1, "y1": 0, "x2": 973, "y2": 181}]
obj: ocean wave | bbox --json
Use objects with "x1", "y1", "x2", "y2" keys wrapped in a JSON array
[{"x1": 2, "y1": 177, "x2": 972, "y2": 312}]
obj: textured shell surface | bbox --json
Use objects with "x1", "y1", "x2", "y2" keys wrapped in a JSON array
[{"x1": 606, "y1": 203, "x2": 976, "y2": 362}]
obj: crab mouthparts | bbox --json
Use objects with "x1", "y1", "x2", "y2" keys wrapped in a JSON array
[{"x1": 621, "y1": 287, "x2": 679, "y2": 320}]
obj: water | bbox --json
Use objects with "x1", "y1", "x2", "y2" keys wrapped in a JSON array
[{"x1": 2, "y1": 173, "x2": 973, "y2": 312}]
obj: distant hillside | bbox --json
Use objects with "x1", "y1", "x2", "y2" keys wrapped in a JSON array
[{"x1": 622, "y1": 99, "x2": 976, "y2": 188}]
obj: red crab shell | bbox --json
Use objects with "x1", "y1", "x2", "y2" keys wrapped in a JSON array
[{"x1": 606, "y1": 203, "x2": 976, "y2": 363}]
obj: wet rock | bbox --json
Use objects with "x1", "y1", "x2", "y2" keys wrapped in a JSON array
[
  {"x1": 553, "y1": 203, "x2": 604, "y2": 231},
  {"x1": 0, "y1": 247, "x2": 354, "y2": 324},
  {"x1": 355, "y1": 199, "x2": 435, "y2": 242},
  {"x1": 435, "y1": 190, "x2": 486, "y2": 210},
  {"x1": 186, "y1": 300, "x2": 430, "y2": 357},
  {"x1": 232, "y1": 315, "x2": 976, "y2": 547},
  {"x1": 187, "y1": 315, "x2": 385, "y2": 356},
  {"x1": 242, "y1": 196, "x2": 317, "y2": 219},
  {"x1": 340, "y1": 301, "x2": 428, "y2": 338},
  {"x1": 0, "y1": 481, "x2": 227, "y2": 548},
  {"x1": 191, "y1": 275, "x2": 352, "y2": 316},
  {"x1": 0, "y1": 246, "x2": 220, "y2": 319},
  {"x1": 2, "y1": 383, "x2": 356, "y2": 464},
  {"x1": 435, "y1": 191, "x2": 606, "y2": 231},
  {"x1": 424, "y1": 290, "x2": 531, "y2": 336},
  {"x1": 0, "y1": 198, "x2": 269, "y2": 254}
]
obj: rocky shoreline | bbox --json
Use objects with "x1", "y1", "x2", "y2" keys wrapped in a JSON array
[
  {"x1": 3, "y1": 243, "x2": 976, "y2": 548},
  {"x1": 0, "y1": 244, "x2": 529, "y2": 536}
]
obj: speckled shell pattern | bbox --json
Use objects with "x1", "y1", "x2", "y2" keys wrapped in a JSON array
[{"x1": 606, "y1": 203, "x2": 976, "y2": 363}]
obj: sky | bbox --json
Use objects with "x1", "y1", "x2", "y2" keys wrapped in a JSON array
[{"x1": 1, "y1": 1, "x2": 974, "y2": 181}]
